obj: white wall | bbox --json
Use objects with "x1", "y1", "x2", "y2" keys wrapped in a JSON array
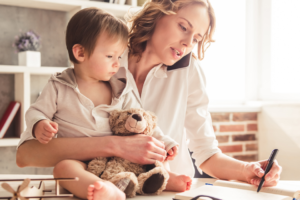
[{"x1": 259, "y1": 104, "x2": 300, "y2": 180}]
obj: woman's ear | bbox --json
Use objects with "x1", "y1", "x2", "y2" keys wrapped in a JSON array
[{"x1": 72, "y1": 44, "x2": 85, "y2": 63}]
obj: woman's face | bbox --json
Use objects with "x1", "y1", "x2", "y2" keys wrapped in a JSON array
[{"x1": 148, "y1": 3, "x2": 210, "y2": 66}]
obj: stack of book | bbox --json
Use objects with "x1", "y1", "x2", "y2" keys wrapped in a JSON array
[{"x1": 0, "y1": 101, "x2": 20, "y2": 138}]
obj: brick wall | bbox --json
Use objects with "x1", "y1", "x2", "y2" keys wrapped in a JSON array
[{"x1": 211, "y1": 112, "x2": 258, "y2": 162}]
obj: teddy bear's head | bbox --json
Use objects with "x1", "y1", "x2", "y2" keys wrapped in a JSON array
[{"x1": 109, "y1": 108, "x2": 157, "y2": 136}]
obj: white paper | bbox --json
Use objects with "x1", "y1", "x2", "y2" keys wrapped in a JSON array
[
  {"x1": 174, "y1": 185, "x2": 292, "y2": 200},
  {"x1": 214, "y1": 180, "x2": 298, "y2": 197}
]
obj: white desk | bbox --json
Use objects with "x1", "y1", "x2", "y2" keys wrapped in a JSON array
[{"x1": 1, "y1": 175, "x2": 300, "y2": 200}]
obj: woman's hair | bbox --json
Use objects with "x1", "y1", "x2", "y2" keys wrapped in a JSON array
[
  {"x1": 66, "y1": 7, "x2": 128, "y2": 64},
  {"x1": 126, "y1": 0, "x2": 215, "y2": 61}
]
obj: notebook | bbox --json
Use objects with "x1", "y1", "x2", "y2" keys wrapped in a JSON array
[{"x1": 174, "y1": 180, "x2": 300, "y2": 200}]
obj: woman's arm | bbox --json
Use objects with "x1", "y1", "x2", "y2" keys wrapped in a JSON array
[
  {"x1": 201, "y1": 152, "x2": 282, "y2": 186},
  {"x1": 184, "y1": 59, "x2": 221, "y2": 174},
  {"x1": 184, "y1": 59, "x2": 281, "y2": 186},
  {"x1": 200, "y1": 152, "x2": 246, "y2": 181},
  {"x1": 16, "y1": 134, "x2": 166, "y2": 167}
]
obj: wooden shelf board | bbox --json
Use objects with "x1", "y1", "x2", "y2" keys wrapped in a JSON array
[
  {"x1": 0, "y1": 138, "x2": 20, "y2": 147},
  {"x1": 0, "y1": 65, "x2": 68, "y2": 75},
  {"x1": 0, "y1": 0, "x2": 141, "y2": 17},
  {"x1": 0, "y1": 0, "x2": 77, "y2": 11}
]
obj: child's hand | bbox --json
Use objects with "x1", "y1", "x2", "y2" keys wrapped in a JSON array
[
  {"x1": 33, "y1": 119, "x2": 58, "y2": 144},
  {"x1": 166, "y1": 145, "x2": 179, "y2": 161}
]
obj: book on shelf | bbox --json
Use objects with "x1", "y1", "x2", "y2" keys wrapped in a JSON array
[
  {"x1": 0, "y1": 101, "x2": 21, "y2": 138},
  {"x1": 174, "y1": 180, "x2": 300, "y2": 200}
]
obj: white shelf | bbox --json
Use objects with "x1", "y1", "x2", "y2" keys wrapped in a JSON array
[
  {"x1": 0, "y1": 0, "x2": 141, "y2": 18},
  {"x1": 0, "y1": 65, "x2": 68, "y2": 74},
  {"x1": 0, "y1": 138, "x2": 20, "y2": 147},
  {"x1": 0, "y1": 65, "x2": 69, "y2": 135}
]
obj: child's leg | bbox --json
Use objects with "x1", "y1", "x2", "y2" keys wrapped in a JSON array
[
  {"x1": 53, "y1": 159, "x2": 125, "y2": 200},
  {"x1": 163, "y1": 161, "x2": 192, "y2": 192}
]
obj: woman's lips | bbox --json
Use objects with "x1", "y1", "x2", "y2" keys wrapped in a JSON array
[{"x1": 170, "y1": 47, "x2": 181, "y2": 60}]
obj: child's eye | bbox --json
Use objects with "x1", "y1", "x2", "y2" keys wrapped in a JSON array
[
  {"x1": 118, "y1": 56, "x2": 122, "y2": 59},
  {"x1": 179, "y1": 24, "x2": 186, "y2": 31},
  {"x1": 193, "y1": 38, "x2": 198, "y2": 43},
  {"x1": 107, "y1": 55, "x2": 112, "y2": 58}
]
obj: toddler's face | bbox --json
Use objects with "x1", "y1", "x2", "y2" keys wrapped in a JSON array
[{"x1": 85, "y1": 32, "x2": 126, "y2": 81}]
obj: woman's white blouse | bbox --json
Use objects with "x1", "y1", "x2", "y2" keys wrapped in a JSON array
[{"x1": 117, "y1": 48, "x2": 221, "y2": 177}]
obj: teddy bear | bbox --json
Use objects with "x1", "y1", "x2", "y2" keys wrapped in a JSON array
[{"x1": 86, "y1": 108, "x2": 169, "y2": 198}]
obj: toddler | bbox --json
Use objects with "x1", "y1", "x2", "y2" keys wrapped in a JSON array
[{"x1": 18, "y1": 7, "x2": 188, "y2": 200}]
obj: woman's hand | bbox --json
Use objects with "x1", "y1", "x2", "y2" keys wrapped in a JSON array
[
  {"x1": 242, "y1": 160, "x2": 282, "y2": 187},
  {"x1": 166, "y1": 145, "x2": 179, "y2": 161},
  {"x1": 113, "y1": 134, "x2": 167, "y2": 165}
]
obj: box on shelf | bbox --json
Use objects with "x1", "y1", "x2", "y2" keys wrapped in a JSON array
[{"x1": 18, "y1": 51, "x2": 41, "y2": 67}]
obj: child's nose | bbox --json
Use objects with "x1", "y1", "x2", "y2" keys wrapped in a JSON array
[{"x1": 113, "y1": 60, "x2": 120, "y2": 68}]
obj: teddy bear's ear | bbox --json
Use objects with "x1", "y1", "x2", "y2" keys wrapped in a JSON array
[
  {"x1": 146, "y1": 111, "x2": 157, "y2": 124},
  {"x1": 109, "y1": 110, "x2": 122, "y2": 129},
  {"x1": 109, "y1": 110, "x2": 120, "y2": 117},
  {"x1": 143, "y1": 111, "x2": 157, "y2": 134}
]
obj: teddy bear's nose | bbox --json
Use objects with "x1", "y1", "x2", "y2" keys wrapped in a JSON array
[{"x1": 132, "y1": 114, "x2": 142, "y2": 121}]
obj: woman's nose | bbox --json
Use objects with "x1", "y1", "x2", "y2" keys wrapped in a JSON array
[{"x1": 182, "y1": 34, "x2": 194, "y2": 48}]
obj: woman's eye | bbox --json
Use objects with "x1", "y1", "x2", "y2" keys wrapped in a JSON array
[
  {"x1": 193, "y1": 38, "x2": 198, "y2": 43},
  {"x1": 118, "y1": 56, "x2": 122, "y2": 59},
  {"x1": 179, "y1": 24, "x2": 186, "y2": 31}
]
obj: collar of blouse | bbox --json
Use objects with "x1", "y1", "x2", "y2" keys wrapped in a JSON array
[{"x1": 121, "y1": 48, "x2": 192, "y2": 79}]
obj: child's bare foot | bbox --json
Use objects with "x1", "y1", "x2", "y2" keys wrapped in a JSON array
[
  {"x1": 87, "y1": 181, "x2": 125, "y2": 200},
  {"x1": 165, "y1": 171, "x2": 192, "y2": 192}
]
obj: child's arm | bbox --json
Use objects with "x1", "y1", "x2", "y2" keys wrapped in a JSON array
[
  {"x1": 33, "y1": 119, "x2": 58, "y2": 144},
  {"x1": 166, "y1": 145, "x2": 179, "y2": 161},
  {"x1": 151, "y1": 126, "x2": 179, "y2": 158},
  {"x1": 21, "y1": 80, "x2": 58, "y2": 145}
]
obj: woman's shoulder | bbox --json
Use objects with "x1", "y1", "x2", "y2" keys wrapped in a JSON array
[
  {"x1": 189, "y1": 54, "x2": 203, "y2": 70},
  {"x1": 188, "y1": 54, "x2": 207, "y2": 86}
]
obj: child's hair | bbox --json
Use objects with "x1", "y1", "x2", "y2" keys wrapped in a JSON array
[
  {"x1": 66, "y1": 7, "x2": 128, "y2": 64},
  {"x1": 126, "y1": 0, "x2": 215, "y2": 61}
]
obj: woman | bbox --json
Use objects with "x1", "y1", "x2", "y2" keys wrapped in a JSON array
[{"x1": 16, "y1": 0, "x2": 282, "y2": 196}]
